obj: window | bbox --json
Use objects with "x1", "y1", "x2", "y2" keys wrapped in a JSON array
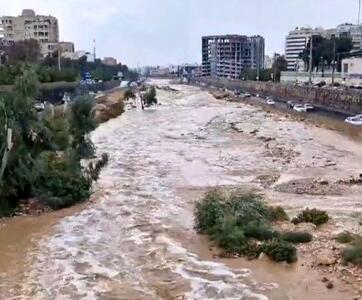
[{"x1": 343, "y1": 63, "x2": 349, "y2": 74}]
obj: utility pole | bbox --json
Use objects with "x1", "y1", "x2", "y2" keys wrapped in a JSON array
[
  {"x1": 58, "y1": 44, "x2": 61, "y2": 71},
  {"x1": 359, "y1": 0, "x2": 361, "y2": 25},
  {"x1": 308, "y1": 35, "x2": 313, "y2": 84},
  {"x1": 332, "y1": 35, "x2": 336, "y2": 85}
]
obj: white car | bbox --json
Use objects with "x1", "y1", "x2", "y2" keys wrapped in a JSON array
[
  {"x1": 266, "y1": 99, "x2": 275, "y2": 105},
  {"x1": 345, "y1": 115, "x2": 362, "y2": 126},
  {"x1": 244, "y1": 92, "x2": 251, "y2": 98},
  {"x1": 304, "y1": 103, "x2": 314, "y2": 111},
  {"x1": 293, "y1": 104, "x2": 307, "y2": 112}
]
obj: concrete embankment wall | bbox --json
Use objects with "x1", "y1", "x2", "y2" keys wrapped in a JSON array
[{"x1": 198, "y1": 77, "x2": 362, "y2": 115}]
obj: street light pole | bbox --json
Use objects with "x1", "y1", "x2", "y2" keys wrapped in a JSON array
[
  {"x1": 309, "y1": 35, "x2": 313, "y2": 84},
  {"x1": 332, "y1": 35, "x2": 336, "y2": 85},
  {"x1": 57, "y1": 43, "x2": 61, "y2": 71}
]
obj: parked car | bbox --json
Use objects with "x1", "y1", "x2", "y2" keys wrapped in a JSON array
[
  {"x1": 313, "y1": 81, "x2": 326, "y2": 88},
  {"x1": 266, "y1": 99, "x2": 275, "y2": 105},
  {"x1": 293, "y1": 104, "x2": 307, "y2": 112},
  {"x1": 244, "y1": 92, "x2": 251, "y2": 98},
  {"x1": 304, "y1": 103, "x2": 315, "y2": 111},
  {"x1": 345, "y1": 115, "x2": 362, "y2": 126}
]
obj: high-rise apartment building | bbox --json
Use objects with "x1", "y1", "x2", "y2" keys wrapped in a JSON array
[
  {"x1": 285, "y1": 27, "x2": 324, "y2": 71},
  {"x1": 285, "y1": 24, "x2": 362, "y2": 71},
  {"x1": 202, "y1": 34, "x2": 265, "y2": 79},
  {"x1": 0, "y1": 9, "x2": 62, "y2": 57},
  {"x1": 0, "y1": 9, "x2": 59, "y2": 43}
]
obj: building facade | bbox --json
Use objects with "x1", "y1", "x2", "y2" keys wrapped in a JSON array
[
  {"x1": 102, "y1": 57, "x2": 117, "y2": 66},
  {"x1": 285, "y1": 24, "x2": 362, "y2": 71},
  {"x1": 202, "y1": 34, "x2": 265, "y2": 79},
  {"x1": 0, "y1": 9, "x2": 59, "y2": 44},
  {"x1": 0, "y1": 9, "x2": 75, "y2": 58},
  {"x1": 41, "y1": 41, "x2": 74, "y2": 57},
  {"x1": 285, "y1": 27, "x2": 324, "y2": 71},
  {"x1": 336, "y1": 23, "x2": 362, "y2": 52}
]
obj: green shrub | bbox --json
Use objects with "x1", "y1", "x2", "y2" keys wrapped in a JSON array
[
  {"x1": 292, "y1": 208, "x2": 329, "y2": 226},
  {"x1": 342, "y1": 245, "x2": 362, "y2": 265},
  {"x1": 124, "y1": 89, "x2": 135, "y2": 100},
  {"x1": 243, "y1": 221, "x2": 280, "y2": 241},
  {"x1": 239, "y1": 240, "x2": 262, "y2": 259},
  {"x1": 268, "y1": 206, "x2": 289, "y2": 222},
  {"x1": 213, "y1": 218, "x2": 247, "y2": 253},
  {"x1": 194, "y1": 190, "x2": 225, "y2": 234},
  {"x1": 261, "y1": 239, "x2": 297, "y2": 263},
  {"x1": 226, "y1": 192, "x2": 270, "y2": 226},
  {"x1": 34, "y1": 152, "x2": 91, "y2": 209},
  {"x1": 335, "y1": 232, "x2": 356, "y2": 244},
  {"x1": 143, "y1": 87, "x2": 157, "y2": 106},
  {"x1": 281, "y1": 231, "x2": 313, "y2": 243}
]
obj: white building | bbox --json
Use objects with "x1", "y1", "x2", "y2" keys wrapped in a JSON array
[
  {"x1": 342, "y1": 57, "x2": 362, "y2": 83},
  {"x1": 0, "y1": 19, "x2": 4, "y2": 39},
  {"x1": 285, "y1": 27, "x2": 324, "y2": 71},
  {"x1": 285, "y1": 24, "x2": 362, "y2": 71},
  {"x1": 337, "y1": 23, "x2": 362, "y2": 52}
]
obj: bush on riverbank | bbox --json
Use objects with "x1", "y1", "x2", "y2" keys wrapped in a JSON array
[
  {"x1": 268, "y1": 206, "x2": 289, "y2": 222},
  {"x1": 281, "y1": 231, "x2": 313, "y2": 243},
  {"x1": 143, "y1": 87, "x2": 157, "y2": 106},
  {"x1": 292, "y1": 208, "x2": 329, "y2": 226},
  {"x1": 343, "y1": 244, "x2": 362, "y2": 265},
  {"x1": 0, "y1": 67, "x2": 106, "y2": 216},
  {"x1": 34, "y1": 152, "x2": 91, "y2": 209},
  {"x1": 261, "y1": 239, "x2": 297, "y2": 263},
  {"x1": 194, "y1": 189, "x2": 298, "y2": 263}
]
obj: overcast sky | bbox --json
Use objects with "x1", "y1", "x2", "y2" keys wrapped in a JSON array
[{"x1": 1, "y1": 0, "x2": 360, "y2": 67}]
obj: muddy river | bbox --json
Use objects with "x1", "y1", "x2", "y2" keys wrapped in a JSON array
[{"x1": 0, "y1": 80, "x2": 361, "y2": 299}]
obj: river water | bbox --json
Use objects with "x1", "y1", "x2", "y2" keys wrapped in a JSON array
[{"x1": 1, "y1": 79, "x2": 361, "y2": 299}]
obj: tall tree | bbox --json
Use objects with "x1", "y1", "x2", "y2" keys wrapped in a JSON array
[
  {"x1": 299, "y1": 35, "x2": 353, "y2": 71},
  {"x1": 272, "y1": 54, "x2": 288, "y2": 82},
  {"x1": 1, "y1": 39, "x2": 41, "y2": 64}
]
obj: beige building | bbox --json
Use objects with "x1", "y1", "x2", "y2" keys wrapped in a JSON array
[
  {"x1": 102, "y1": 57, "x2": 117, "y2": 66},
  {"x1": 0, "y1": 9, "x2": 75, "y2": 57},
  {"x1": 0, "y1": 9, "x2": 59, "y2": 43},
  {"x1": 41, "y1": 41, "x2": 75, "y2": 57}
]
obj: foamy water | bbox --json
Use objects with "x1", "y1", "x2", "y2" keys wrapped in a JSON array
[{"x1": 20, "y1": 80, "x2": 274, "y2": 299}]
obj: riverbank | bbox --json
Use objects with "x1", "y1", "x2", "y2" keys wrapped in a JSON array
[
  {"x1": 194, "y1": 77, "x2": 362, "y2": 115},
  {"x1": 186, "y1": 82, "x2": 362, "y2": 297},
  {"x1": 0, "y1": 80, "x2": 361, "y2": 299}
]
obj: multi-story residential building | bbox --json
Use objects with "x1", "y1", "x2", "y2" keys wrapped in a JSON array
[
  {"x1": 285, "y1": 27, "x2": 324, "y2": 71},
  {"x1": 285, "y1": 24, "x2": 362, "y2": 71},
  {"x1": 0, "y1": 9, "x2": 75, "y2": 58},
  {"x1": 336, "y1": 23, "x2": 362, "y2": 51},
  {"x1": 0, "y1": 19, "x2": 4, "y2": 39},
  {"x1": 202, "y1": 34, "x2": 265, "y2": 79},
  {"x1": 0, "y1": 9, "x2": 59, "y2": 44},
  {"x1": 102, "y1": 57, "x2": 117, "y2": 66},
  {"x1": 41, "y1": 41, "x2": 74, "y2": 57}
]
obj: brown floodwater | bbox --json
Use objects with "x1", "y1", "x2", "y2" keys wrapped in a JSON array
[{"x1": 0, "y1": 79, "x2": 361, "y2": 299}]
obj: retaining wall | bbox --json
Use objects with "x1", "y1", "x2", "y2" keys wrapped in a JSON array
[{"x1": 198, "y1": 77, "x2": 362, "y2": 115}]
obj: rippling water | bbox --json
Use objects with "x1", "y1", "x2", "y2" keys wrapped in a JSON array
[
  {"x1": 5, "y1": 79, "x2": 361, "y2": 299},
  {"x1": 17, "y1": 80, "x2": 275, "y2": 299}
]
